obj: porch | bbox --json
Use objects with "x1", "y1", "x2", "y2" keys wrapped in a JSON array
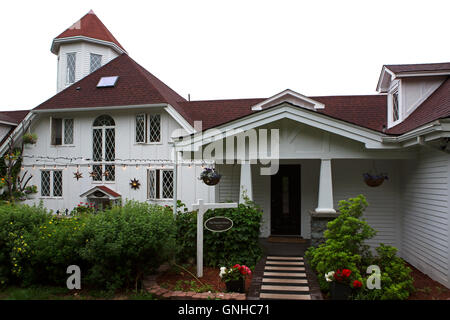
[{"x1": 214, "y1": 158, "x2": 401, "y2": 249}]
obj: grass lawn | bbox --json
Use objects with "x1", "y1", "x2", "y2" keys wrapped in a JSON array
[{"x1": 0, "y1": 286, "x2": 156, "y2": 300}]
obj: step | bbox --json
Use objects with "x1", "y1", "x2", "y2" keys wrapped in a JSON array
[
  {"x1": 267, "y1": 256, "x2": 303, "y2": 261},
  {"x1": 266, "y1": 261, "x2": 305, "y2": 266},
  {"x1": 265, "y1": 266, "x2": 305, "y2": 271},
  {"x1": 262, "y1": 278, "x2": 308, "y2": 284},
  {"x1": 261, "y1": 285, "x2": 310, "y2": 292},
  {"x1": 263, "y1": 272, "x2": 307, "y2": 278},
  {"x1": 260, "y1": 293, "x2": 311, "y2": 300}
]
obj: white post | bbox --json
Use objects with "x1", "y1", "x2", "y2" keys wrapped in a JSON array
[
  {"x1": 192, "y1": 199, "x2": 238, "y2": 277},
  {"x1": 315, "y1": 158, "x2": 336, "y2": 214},
  {"x1": 239, "y1": 160, "x2": 253, "y2": 203},
  {"x1": 173, "y1": 150, "x2": 178, "y2": 218}
]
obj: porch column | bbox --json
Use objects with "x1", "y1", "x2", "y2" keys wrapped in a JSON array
[
  {"x1": 315, "y1": 158, "x2": 336, "y2": 214},
  {"x1": 239, "y1": 161, "x2": 253, "y2": 203}
]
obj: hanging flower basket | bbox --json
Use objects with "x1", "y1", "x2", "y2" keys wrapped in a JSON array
[
  {"x1": 23, "y1": 133, "x2": 38, "y2": 145},
  {"x1": 199, "y1": 168, "x2": 221, "y2": 186},
  {"x1": 363, "y1": 173, "x2": 388, "y2": 187}
]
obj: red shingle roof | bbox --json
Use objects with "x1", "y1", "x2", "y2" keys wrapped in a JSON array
[
  {"x1": 387, "y1": 77, "x2": 450, "y2": 134},
  {"x1": 0, "y1": 110, "x2": 29, "y2": 125},
  {"x1": 385, "y1": 62, "x2": 450, "y2": 74},
  {"x1": 34, "y1": 54, "x2": 191, "y2": 124},
  {"x1": 180, "y1": 95, "x2": 387, "y2": 132},
  {"x1": 52, "y1": 10, "x2": 126, "y2": 53},
  {"x1": 97, "y1": 186, "x2": 121, "y2": 198}
]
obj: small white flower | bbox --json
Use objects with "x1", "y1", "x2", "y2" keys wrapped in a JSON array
[
  {"x1": 325, "y1": 271, "x2": 335, "y2": 282},
  {"x1": 219, "y1": 267, "x2": 227, "y2": 278}
]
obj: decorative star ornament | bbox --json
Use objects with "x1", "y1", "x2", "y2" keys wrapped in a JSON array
[
  {"x1": 130, "y1": 178, "x2": 140, "y2": 190},
  {"x1": 73, "y1": 171, "x2": 83, "y2": 181}
]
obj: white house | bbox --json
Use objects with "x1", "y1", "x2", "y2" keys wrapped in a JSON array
[{"x1": 1, "y1": 11, "x2": 449, "y2": 288}]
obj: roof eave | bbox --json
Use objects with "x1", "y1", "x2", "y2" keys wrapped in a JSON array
[{"x1": 51, "y1": 36, "x2": 127, "y2": 55}]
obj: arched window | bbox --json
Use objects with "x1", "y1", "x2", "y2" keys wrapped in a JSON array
[{"x1": 92, "y1": 115, "x2": 115, "y2": 182}]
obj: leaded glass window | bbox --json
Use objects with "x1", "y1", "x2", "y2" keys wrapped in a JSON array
[
  {"x1": 41, "y1": 171, "x2": 50, "y2": 197},
  {"x1": 90, "y1": 53, "x2": 102, "y2": 73},
  {"x1": 135, "y1": 114, "x2": 147, "y2": 143},
  {"x1": 149, "y1": 114, "x2": 161, "y2": 143},
  {"x1": 162, "y1": 170, "x2": 174, "y2": 199},
  {"x1": 147, "y1": 169, "x2": 173, "y2": 199},
  {"x1": 92, "y1": 115, "x2": 115, "y2": 182},
  {"x1": 64, "y1": 119, "x2": 74, "y2": 144},
  {"x1": 53, "y1": 171, "x2": 63, "y2": 197},
  {"x1": 392, "y1": 91, "x2": 399, "y2": 122},
  {"x1": 66, "y1": 53, "x2": 76, "y2": 84}
]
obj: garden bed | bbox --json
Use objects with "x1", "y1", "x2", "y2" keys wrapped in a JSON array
[
  {"x1": 156, "y1": 265, "x2": 252, "y2": 293},
  {"x1": 407, "y1": 264, "x2": 450, "y2": 300}
]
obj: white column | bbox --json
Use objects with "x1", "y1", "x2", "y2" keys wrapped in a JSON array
[
  {"x1": 239, "y1": 161, "x2": 253, "y2": 203},
  {"x1": 315, "y1": 158, "x2": 336, "y2": 214}
]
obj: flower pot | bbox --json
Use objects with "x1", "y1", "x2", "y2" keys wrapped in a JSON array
[
  {"x1": 202, "y1": 175, "x2": 221, "y2": 186},
  {"x1": 330, "y1": 281, "x2": 352, "y2": 300},
  {"x1": 364, "y1": 177, "x2": 385, "y2": 187},
  {"x1": 225, "y1": 279, "x2": 245, "y2": 293}
]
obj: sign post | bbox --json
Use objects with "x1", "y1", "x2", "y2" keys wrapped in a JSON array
[{"x1": 192, "y1": 199, "x2": 238, "y2": 277}]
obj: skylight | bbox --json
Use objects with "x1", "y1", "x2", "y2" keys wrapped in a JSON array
[{"x1": 97, "y1": 76, "x2": 119, "y2": 88}]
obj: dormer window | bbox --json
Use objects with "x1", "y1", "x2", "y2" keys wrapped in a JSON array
[{"x1": 392, "y1": 91, "x2": 399, "y2": 122}]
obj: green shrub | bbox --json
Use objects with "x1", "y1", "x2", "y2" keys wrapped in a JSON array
[
  {"x1": 0, "y1": 203, "x2": 51, "y2": 286},
  {"x1": 306, "y1": 195, "x2": 414, "y2": 300},
  {"x1": 306, "y1": 195, "x2": 374, "y2": 290},
  {"x1": 79, "y1": 201, "x2": 176, "y2": 290},
  {"x1": 176, "y1": 199, "x2": 263, "y2": 268}
]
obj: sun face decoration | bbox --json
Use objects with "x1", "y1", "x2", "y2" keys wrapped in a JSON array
[
  {"x1": 130, "y1": 178, "x2": 140, "y2": 190},
  {"x1": 73, "y1": 171, "x2": 83, "y2": 181}
]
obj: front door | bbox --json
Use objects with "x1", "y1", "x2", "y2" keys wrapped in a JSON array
[{"x1": 270, "y1": 164, "x2": 301, "y2": 235}]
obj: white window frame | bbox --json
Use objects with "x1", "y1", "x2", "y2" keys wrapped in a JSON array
[
  {"x1": 148, "y1": 114, "x2": 162, "y2": 144},
  {"x1": 388, "y1": 83, "x2": 402, "y2": 128},
  {"x1": 92, "y1": 116, "x2": 116, "y2": 183},
  {"x1": 40, "y1": 170, "x2": 63, "y2": 198},
  {"x1": 50, "y1": 117, "x2": 74, "y2": 146},
  {"x1": 90, "y1": 53, "x2": 102, "y2": 73},
  {"x1": 147, "y1": 168, "x2": 174, "y2": 200},
  {"x1": 135, "y1": 113, "x2": 148, "y2": 144},
  {"x1": 66, "y1": 52, "x2": 76, "y2": 85}
]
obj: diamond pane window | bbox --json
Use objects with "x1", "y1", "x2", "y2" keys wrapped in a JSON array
[
  {"x1": 105, "y1": 128, "x2": 115, "y2": 161},
  {"x1": 93, "y1": 115, "x2": 115, "y2": 127},
  {"x1": 104, "y1": 164, "x2": 115, "y2": 182},
  {"x1": 93, "y1": 129, "x2": 102, "y2": 161},
  {"x1": 90, "y1": 54, "x2": 102, "y2": 73},
  {"x1": 41, "y1": 171, "x2": 50, "y2": 197},
  {"x1": 92, "y1": 165, "x2": 102, "y2": 181},
  {"x1": 148, "y1": 170, "x2": 156, "y2": 199},
  {"x1": 53, "y1": 171, "x2": 63, "y2": 197},
  {"x1": 392, "y1": 92, "x2": 399, "y2": 122},
  {"x1": 162, "y1": 170, "x2": 174, "y2": 199},
  {"x1": 135, "y1": 114, "x2": 147, "y2": 143},
  {"x1": 149, "y1": 114, "x2": 161, "y2": 143},
  {"x1": 64, "y1": 119, "x2": 74, "y2": 144},
  {"x1": 66, "y1": 53, "x2": 76, "y2": 84}
]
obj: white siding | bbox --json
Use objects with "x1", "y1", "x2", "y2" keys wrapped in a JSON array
[
  {"x1": 400, "y1": 150, "x2": 450, "y2": 287},
  {"x1": 332, "y1": 159, "x2": 401, "y2": 249}
]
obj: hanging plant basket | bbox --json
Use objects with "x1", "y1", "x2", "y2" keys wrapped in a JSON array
[
  {"x1": 363, "y1": 173, "x2": 388, "y2": 187},
  {"x1": 199, "y1": 168, "x2": 221, "y2": 186}
]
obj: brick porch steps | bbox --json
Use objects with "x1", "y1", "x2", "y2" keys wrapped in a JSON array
[{"x1": 259, "y1": 256, "x2": 311, "y2": 300}]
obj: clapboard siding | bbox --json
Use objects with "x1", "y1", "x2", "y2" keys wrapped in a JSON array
[
  {"x1": 216, "y1": 164, "x2": 240, "y2": 203},
  {"x1": 401, "y1": 150, "x2": 450, "y2": 287},
  {"x1": 332, "y1": 159, "x2": 401, "y2": 250}
]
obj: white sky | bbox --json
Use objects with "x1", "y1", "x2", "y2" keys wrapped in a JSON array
[{"x1": 1, "y1": 0, "x2": 450, "y2": 111}]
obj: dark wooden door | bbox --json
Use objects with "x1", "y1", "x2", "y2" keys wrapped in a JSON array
[{"x1": 270, "y1": 165, "x2": 301, "y2": 235}]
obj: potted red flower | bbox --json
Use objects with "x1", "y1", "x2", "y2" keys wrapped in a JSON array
[
  {"x1": 325, "y1": 268, "x2": 354, "y2": 300},
  {"x1": 219, "y1": 264, "x2": 252, "y2": 293}
]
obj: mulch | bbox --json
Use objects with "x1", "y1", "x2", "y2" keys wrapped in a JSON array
[
  {"x1": 407, "y1": 263, "x2": 450, "y2": 300},
  {"x1": 156, "y1": 266, "x2": 252, "y2": 293}
]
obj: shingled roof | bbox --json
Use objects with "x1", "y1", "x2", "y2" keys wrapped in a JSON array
[
  {"x1": 0, "y1": 110, "x2": 29, "y2": 125},
  {"x1": 34, "y1": 54, "x2": 192, "y2": 124},
  {"x1": 385, "y1": 62, "x2": 450, "y2": 75},
  {"x1": 51, "y1": 10, "x2": 126, "y2": 54}
]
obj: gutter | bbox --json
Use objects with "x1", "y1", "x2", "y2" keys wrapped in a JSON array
[{"x1": 31, "y1": 103, "x2": 168, "y2": 113}]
